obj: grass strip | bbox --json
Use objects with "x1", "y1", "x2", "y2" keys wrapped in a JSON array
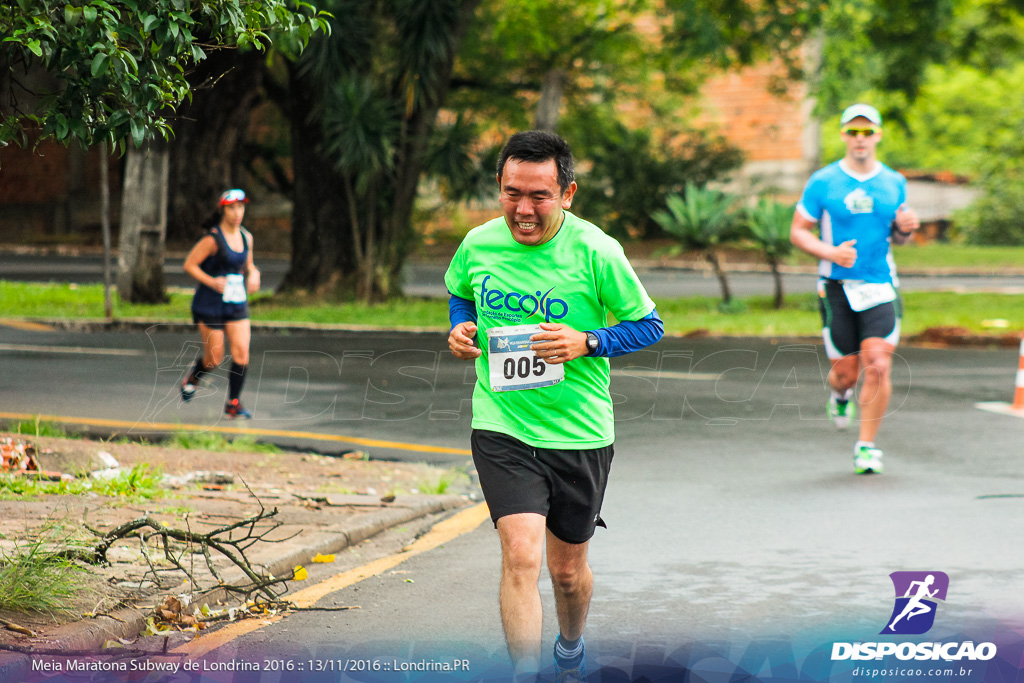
[
  {"x1": 1, "y1": 281, "x2": 1021, "y2": 336},
  {"x1": 0, "y1": 463, "x2": 164, "y2": 501}
]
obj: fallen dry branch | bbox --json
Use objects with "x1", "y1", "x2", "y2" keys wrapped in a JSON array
[{"x1": 68, "y1": 490, "x2": 300, "y2": 603}]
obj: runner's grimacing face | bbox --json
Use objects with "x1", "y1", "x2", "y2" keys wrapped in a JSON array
[
  {"x1": 843, "y1": 115, "x2": 882, "y2": 163},
  {"x1": 498, "y1": 158, "x2": 577, "y2": 246}
]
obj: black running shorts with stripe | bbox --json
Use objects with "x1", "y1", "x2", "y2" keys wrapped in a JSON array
[{"x1": 818, "y1": 278, "x2": 901, "y2": 358}]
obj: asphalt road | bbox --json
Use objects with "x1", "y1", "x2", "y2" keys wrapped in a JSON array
[
  {"x1": 3, "y1": 326, "x2": 1024, "y2": 680},
  {"x1": 4, "y1": 253, "x2": 1024, "y2": 299}
]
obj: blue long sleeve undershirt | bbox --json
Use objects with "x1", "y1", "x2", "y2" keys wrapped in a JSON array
[{"x1": 448, "y1": 293, "x2": 664, "y2": 358}]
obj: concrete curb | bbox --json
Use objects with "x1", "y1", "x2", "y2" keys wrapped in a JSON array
[{"x1": 14, "y1": 494, "x2": 469, "y2": 654}]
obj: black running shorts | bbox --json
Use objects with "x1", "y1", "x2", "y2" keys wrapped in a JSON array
[
  {"x1": 818, "y1": 279, "x2": 901, "y2": 359},
  {"x1": 470, "y1": 429, "x2": 614, "y2": 545}
]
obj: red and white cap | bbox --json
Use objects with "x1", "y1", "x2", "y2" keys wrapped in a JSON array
[{"x1": 218, "y1": 189, "x2": 249, "y2": 206}]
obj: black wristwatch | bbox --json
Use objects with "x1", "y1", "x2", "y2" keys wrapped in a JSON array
[{"x1": 585, "y1": 331, "x2": 599, "y2": 356}]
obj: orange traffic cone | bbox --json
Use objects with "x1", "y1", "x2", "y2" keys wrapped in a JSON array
[{"x1": 1014, "y1": 335, "x2": 1024, "y2": 411}]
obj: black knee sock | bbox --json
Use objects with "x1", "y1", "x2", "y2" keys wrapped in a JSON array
[
  {"x1": 228, "y1": 362, "x2": 247, "y2": 401},
  {"x1": 188, "y1": 357, "x2": 209, "y2": 384}
]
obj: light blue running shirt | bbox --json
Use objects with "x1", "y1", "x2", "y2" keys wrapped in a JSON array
[{"x1": 797, "y1": 160, "x2": 908, "y2": 284}]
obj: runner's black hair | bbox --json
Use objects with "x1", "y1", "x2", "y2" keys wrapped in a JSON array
[{"x1": 497, "y1": 130, "x2": 575, "y2": 193}]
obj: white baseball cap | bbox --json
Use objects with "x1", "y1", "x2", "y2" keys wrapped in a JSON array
[{"x1": 840, "y1": 103, "x2": 882, "y2": 126}]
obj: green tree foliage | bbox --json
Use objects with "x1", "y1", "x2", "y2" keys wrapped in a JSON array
[
  {"x1": 652, "y1": 183, "x2": 739, "y2": 305},
  {"x1": 451, "y1": 0, "x2": 831, "y2": 241},
  {"x1": 661, "y1": 0, "x2": 825, "y2": 76},
  {"x1": 954, "y1": 176, "x2": 1024, "y2": 245},
  {"x1": 821, "y1": 62, "x2": 1024, "y2": 173},
  {"x1": 569, "y1": 114, "x2": 743, "y2": 239},
  {"x1": 0, "y1": 0, "x2": 329, "y2": 153},
  {"x1": 745, "y1": 198, "x2": 796, "y2": 309},
  {"x1": 817, "y1": 0, "x2": 1024, "y2": 245},
  {"x1": 816, "y1": 0, "x2": 956, "y2": 123}
]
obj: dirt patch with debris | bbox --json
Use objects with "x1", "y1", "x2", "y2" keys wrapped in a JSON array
[{"x1": 0, "y1": 433, "x2": 470, "y2": 645}]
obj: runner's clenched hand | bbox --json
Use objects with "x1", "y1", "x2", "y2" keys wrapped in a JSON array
[
  {"x1": 449, "y1": 321, "x2": 482, "y2": 360},
  {"x1": 530, "y1": 323, "x2": 588, "y2": 364}
]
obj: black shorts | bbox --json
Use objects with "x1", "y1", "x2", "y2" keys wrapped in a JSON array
[
  {"x1": 192, "y1": 306, "x2": 249, "y2": 330},
  {"x1": 818, "y1": 279, "x2": 901, "y2": 359},
  {"x1": 471, "y1": 429, "x2": 614, "y2": 544}
]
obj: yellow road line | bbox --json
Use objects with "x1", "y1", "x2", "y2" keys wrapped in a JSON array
[
  {"x1": 0, "y1": 319, "x2": 53, "y2": 332},
  {"x1": 0, "y1": 412, "x2": 473, "y2": 456},
  {"x1": 288, "y1": 502, "x2": 491, "y2": 608},
  {"x1": 0, "y1": 343, "x2": 143, "y2": 356},
  {"x1": 174, "y1": 503, "x2": 490, "y2": 658}
]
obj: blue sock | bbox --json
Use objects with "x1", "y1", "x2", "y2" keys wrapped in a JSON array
[{"x1": 554, "y1": 634, "x2": 584, "y2": 664}]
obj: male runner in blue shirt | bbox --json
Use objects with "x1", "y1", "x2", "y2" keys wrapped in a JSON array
[{"x1": 790, "y1": 104, "x2": 920, "y2": 474}]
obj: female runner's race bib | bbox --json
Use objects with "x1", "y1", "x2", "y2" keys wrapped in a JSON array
[
  {"x1": 842, "y1": 280, "x2": 896, "y2": 312},
  {"x1": 487, "y1": 324, "x2": 565, "y2": 392},
  {"x1": 222, "y1": 273, "x2": 247, "y2": 304}
]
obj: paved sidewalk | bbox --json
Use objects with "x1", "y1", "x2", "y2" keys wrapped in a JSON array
[{"x1": 0, "y1": 433, "x2": 474, "y2": 677}]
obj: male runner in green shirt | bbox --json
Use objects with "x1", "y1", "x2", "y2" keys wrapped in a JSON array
[{"x1": 445, "y1": 131, "x2": 663, "y2": 681}]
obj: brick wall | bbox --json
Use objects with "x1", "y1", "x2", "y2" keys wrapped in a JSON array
[
  {"x1": 700, "y1": 63, "x2": 807, "y2": 162},
  {"x1": 0, "y1": 133, "x2": 122, "y2": 242},
  {"x1": 697, "y1": 54, "x2": 819, "y2": 197}
]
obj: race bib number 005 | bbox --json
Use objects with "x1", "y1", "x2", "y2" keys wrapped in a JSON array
[
  {"x1": 842, "y1": 280, "x2": 896, "y2": 312},
  {"x1": 486, "y1": 324, "x2": 564, "y2": 393}
]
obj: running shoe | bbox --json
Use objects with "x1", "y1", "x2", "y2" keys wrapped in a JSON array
[
  {"x1": 553, "y1": 638, "x2": 586, "y2": 683},
  {"x1": 828, "y1": 394, "x2": 855, "y2": 429},
  {"x1": 180, "y1": 380, "x2": 197, "y2": 402},
  {"x1": 224, "y1": 399, "x2": 252, "y2": 419},
  {"x1": 853, "y1": 446, "x2": 884, "y2": 475}
]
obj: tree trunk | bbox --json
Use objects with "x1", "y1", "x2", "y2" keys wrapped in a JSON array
[
  {"x1": 279, "y1": 61, "x2": 349, "y2": 293},
  {"x1": 100, "y1": 141, "x2": 113, "y2": 319},
  {"x1": 705, "y1": 248, "x2": 732, "y2": 304},
  {"x1": 770, "y1": 258, "x2": 784, "y2": 309},
  {"x1": 117, "y1": 138, "x2": 169, "y2": 304},
  {"x1": 534, "y1": 68, "x2": 566, "y2": 131},
  {"x1": 167, "y1": 49, "x2": 265, "y2": 243}
]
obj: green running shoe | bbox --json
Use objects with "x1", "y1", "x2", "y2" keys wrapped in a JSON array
[
  {"x1": 853, "y1": 446, "x2": 884, "y2": 474},
  {"x1": 828, "y1": 394, "x2": 855, "y2": 429}
]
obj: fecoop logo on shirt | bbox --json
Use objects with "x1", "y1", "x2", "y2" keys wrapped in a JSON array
[
  {"x1": 478, "y1": 275, "x2": 568, "y2": 322},
  {"x1": 831, "y1": 571, "x2": 997, "y2": 663}
]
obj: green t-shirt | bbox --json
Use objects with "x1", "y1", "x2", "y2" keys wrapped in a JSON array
[{"x1": 444, "y1": 211, "x2": 656, "y2": 449}]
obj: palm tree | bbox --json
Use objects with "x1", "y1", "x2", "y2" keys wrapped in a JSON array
[
  {"x1": 652, "y1": 182, "x2": 739, "y2": 305},
  {"x1": 745, "y1": 198, "x2": 796, "y2": 309},
  {"x1": 281, "y1": 0, "x2": 482, "y2": 301}
]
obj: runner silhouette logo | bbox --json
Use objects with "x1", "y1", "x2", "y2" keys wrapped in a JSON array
[{"x1": 881, "y1": 571, "x2": 949, "y2": 635}]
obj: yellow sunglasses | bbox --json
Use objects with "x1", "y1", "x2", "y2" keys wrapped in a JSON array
[{"x1": 841, "y1": 126, "x2": 880, "y2": 138}]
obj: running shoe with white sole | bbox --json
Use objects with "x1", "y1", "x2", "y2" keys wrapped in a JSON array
[
  {"x1": 180, "y1": 381, "x2": 197, "y2": 402},
  {"x1": 853, "y1": 446, "x2": 884, "y2": 474},
  {"x1": 828, "y1": 394, "x2": 855, "y2": 429}
]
